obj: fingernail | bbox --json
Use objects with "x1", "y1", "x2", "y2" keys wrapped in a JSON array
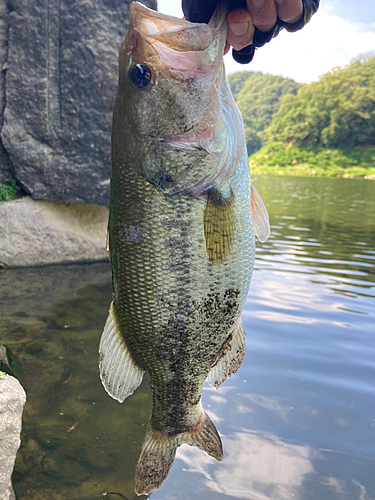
[
  {"x1": 251, "y1": 0, "x2": 265, "y2": 7},
  {"x1": 229, "y1": 22, "x2": 249, "y2": 36}
]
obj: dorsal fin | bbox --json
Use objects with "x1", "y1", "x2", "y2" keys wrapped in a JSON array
[{"x1": 251, "y1": 184, "x2": 270, "y2": 243}]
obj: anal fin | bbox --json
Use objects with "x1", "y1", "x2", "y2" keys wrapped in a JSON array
[
  {"x1": 207, "y1": 318, "x2": 246, "y2": 389},
  {"x1": 99, "y1": 301, "x2": 144, "y2": 403},
  {"x1": 135, "y1": 410, "x2": 222, "y2": 496}
]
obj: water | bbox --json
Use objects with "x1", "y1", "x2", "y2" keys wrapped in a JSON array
[{"x1": 0, "y1": 175, "x2": 374, "y2": 500}]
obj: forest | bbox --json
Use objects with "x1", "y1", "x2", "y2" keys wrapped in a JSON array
[{"x1": 228, "y1": 54, "x2": 375, "y2": 178}]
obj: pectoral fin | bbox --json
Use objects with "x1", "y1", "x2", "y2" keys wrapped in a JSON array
[
  {"x1": 207, "y1": 318, "x2": 245, "y2": 389},
  {"x1": 204, "y1": 187, "x2": 234, "y2": 263},
  {"x1": 105, "y1": 227, "x2": 110, "y2": 253},
  {"x1": 99, "y1": 301, "x2": 144, "y2": 403},
  {"x1": 251, "y1": 184, "x2": 270, "y2": 243}
]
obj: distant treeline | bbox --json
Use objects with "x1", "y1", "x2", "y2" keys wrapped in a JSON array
[
  {"x1": 228, "y1": 54, "x2": 375, "y2": 178},
  {"x1": 228, "y1": 71, "x2": 300, "y2": 154}
]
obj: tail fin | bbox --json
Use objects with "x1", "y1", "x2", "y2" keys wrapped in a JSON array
[{"x1": 135, "y1": 411, "x2": 222, "y2": 496}]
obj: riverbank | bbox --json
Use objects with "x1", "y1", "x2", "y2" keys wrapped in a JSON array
[{"x1": 249, "y1": 141, "x2": 375, "y2": 179}]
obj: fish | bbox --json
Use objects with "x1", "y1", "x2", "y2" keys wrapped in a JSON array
[{"x1": 99, "y1": 2, "x2": 270, "y2": 495}]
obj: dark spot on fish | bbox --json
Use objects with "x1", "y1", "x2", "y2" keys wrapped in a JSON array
[
  {"x1": 141, "y1": 287, "x2": 241, "y2": 433},
  {"x1": 151, "y1": 170, "x2": 174, "y2": 190}
]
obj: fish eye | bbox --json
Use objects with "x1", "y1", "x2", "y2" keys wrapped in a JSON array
[{"x1": 130, "y1": 64, "x2": 153, "y2": 89}]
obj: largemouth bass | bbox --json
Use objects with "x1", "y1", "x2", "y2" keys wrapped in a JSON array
[{"x1": 99, "y1": 2, "x2": 270, "y2": 495}]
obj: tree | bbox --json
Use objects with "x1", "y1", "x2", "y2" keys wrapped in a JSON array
[
  {"x1": 267, "y1": 54, "x2": 375, "y2": 148},
  {"x1": 227, "y1": 71, "x2": 300, "y2": 154}
]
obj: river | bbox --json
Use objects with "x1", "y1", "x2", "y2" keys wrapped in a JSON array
[{"x1": 0, "y1": 175, "x2": 374, "y2": 500}]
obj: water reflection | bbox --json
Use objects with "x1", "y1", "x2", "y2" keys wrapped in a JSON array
[
  {"x1": 0, "y1": 176, "x2": 374, "y2": 499},
  {"x1": 175, "y1": 430, "x2": 314, "y2": 500}
]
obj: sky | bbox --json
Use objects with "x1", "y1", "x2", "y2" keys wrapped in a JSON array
[{"x1": 157, "y1": 0, "x2": 375, "y2": 83}]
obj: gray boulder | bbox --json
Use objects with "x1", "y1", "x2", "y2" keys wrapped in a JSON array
[
  {"x1": 1, "y1": 0, "x2": 156, "y2": 205},
  {"x1": 1, "y1": 481, "x2": 15, "y2": 500},
  {"x1": 0, "y1": 1, "x2": 11, "y2": 183},
  {"x1": 0, "y1": 196, "x2": 109, "y2": 267},
  {"x1": 0, "y1": 374, "x2": 26, "y2": 500}
]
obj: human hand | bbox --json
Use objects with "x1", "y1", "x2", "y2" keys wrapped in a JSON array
[
  {"x1": 225, "y1": 0, "x2": 303, "y2": 54},
  {"x1": 182, "y1": 0, "x2": 308, "y2": 63}
]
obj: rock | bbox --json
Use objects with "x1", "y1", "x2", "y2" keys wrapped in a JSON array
[
  {"x1": 0, "y1": 374, "x2": 26, "y2": 500},
  {"x1": 36, "y1": 429, "x2": 61, "y2": 452},
  {"x1": 0, "y1": 1, "x2": 12, "y2": 183},
  {"x1": 1, "y1": 0, "x2": 156, "y2": 205},
  {"x1": 0, "y1": 345, "x2": 24, "y2": 381},
  {"x1": 0, "y1": 196, "x2": 109, "y2": 267},
  {"x1": 55, "y1": 314, "x2": 89, "y2": 330},
  {"x1": 13, "y1": 438, "x2": 44, "y2": 477},
  {"x1": 41, "y1": 457, "x2": 60, "y2": 479},
  {"x1": 3, "y1": 481, "x2": 15, "y2": 500},
  {"x1": 25, "y1": 343, "x2": 44, "y2": 356},
  {"x1": 35, "y1": 416, "x2": 65, "y2": 451}
]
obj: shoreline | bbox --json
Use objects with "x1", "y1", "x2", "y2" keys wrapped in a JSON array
[
  {"x1": 248, "y1": 142, "x2": 375, "y2": 180},
  {"x1": 249, "y1": 167, "x2": 375, "y2": 180}
]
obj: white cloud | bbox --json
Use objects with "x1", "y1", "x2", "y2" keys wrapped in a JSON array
[
  {"x1": 224, "y1": 10, "x2": 375, "y2": 82},
  {"x1": 176, "y1": 430, "x2": 314, "y2": 500}
]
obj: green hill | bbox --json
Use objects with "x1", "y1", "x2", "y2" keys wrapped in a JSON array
[
  {"x1": 267, "y1": 54, "x2": 375, "y2": 148},
  {"x1": 227, "y1": 71, "x2": 300, "y2": 154},
  {"x1": 229, "y1": 54, "x2": 375, "y2": 178}
]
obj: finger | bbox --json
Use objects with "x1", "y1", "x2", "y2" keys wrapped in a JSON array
[
  {"x1": 245, "y1": 0, "x2": 277, "y2": 32},
  {"x1": 274, "y1": 0, "x2": 303, "y2": 23},
  {"x1": 226, "y1": 8, "x2": 254, "y2": 52},
  {"x1": 182, "y1": 0, "x2": 218, "y2": 23}
]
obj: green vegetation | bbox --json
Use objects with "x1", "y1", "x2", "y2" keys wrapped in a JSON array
[
  {"x1": 249, "y1": 141, "x2": 375, "y2": 179},
  {"x1": 267, "y1": 54, "x2": 375, "y2": 148},
  {"x1": 228, "y1": 71, "x2": 300, "y2": 154},
  {"x1": 229, "y1": 54, "x2": 375, "y2": 178},
  {"x1": 0, "y1": 178, "x2": 20, "y2": 201}
]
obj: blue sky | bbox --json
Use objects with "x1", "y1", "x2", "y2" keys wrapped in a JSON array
[
  {"x1": 326, "y1": 0, "x2": 374, "y2": 25},
  {"x1": 157, "y1": 0, "x2": 375, "y2": 82}
]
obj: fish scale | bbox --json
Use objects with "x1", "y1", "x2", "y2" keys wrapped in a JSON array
[{"x1": 112, "y1": 154, "x2": 254, "y2": 376}]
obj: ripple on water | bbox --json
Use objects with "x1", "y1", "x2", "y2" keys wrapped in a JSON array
[{"x1": 1, "y1": 176, "x2": 375, "y2": 500}]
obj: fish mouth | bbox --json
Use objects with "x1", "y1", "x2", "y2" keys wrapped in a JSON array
[
  {"x1": 127, "y1": 2, "x2": 219, "y2": 84},
  {"x1": 129, "y1": 2, "x2": 214, "y2": 52}
]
